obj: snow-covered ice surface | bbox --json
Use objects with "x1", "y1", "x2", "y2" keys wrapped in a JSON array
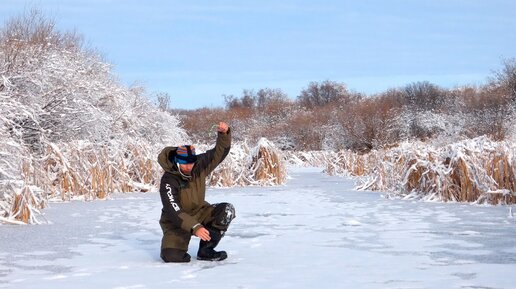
[{"x1": 1, "y1": 167, "x2": 515, "y2": 289}]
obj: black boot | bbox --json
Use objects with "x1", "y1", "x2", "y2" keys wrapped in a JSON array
[{"x1": 197, "y1": 228, "x2": 227, "y2": 261}]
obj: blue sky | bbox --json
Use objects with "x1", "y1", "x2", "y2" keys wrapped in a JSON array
[{"x1": 1, "y1": 0, "x2": 515, "y2": 109}]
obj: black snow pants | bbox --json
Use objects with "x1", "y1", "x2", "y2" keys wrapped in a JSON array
[{"x1": 160, "y1": 202, "x2": 235, "y2": 262}]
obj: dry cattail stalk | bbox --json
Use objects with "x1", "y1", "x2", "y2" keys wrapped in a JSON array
[
  {"x1": 248, "y1": 138, "x2": 286, "y2": 185},
  {"x1": 2, "y1": 138, "x2": 168, "y2": 224},
  {"x1": 206, "y1": 139, "x2": 287, "y2": 187}
]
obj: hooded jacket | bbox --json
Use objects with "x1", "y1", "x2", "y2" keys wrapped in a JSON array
[{"x1": 157, "y1": 129, "x2": 231, "y2": 233}]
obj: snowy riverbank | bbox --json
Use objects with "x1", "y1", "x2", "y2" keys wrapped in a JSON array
[{"x1": 1, "y1": 167, "x2": 515, "y2": 289}]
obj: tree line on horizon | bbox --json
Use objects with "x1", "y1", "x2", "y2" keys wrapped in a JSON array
[{"x1": 178, "y1": 61, "x2": 516, "y2": 152}]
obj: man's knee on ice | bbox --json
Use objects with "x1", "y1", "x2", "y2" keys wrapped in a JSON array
[{"x1": 161, "y1": 248, "x2": 191, "y2": 263}]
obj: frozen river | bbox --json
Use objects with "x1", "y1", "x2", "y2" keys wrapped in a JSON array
[{"x1": 1, "y1": 167, "x2": 515, "y2": 289}]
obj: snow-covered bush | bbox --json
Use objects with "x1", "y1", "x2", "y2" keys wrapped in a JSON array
[
  {"x1": 1, "y1": 10, "x2": 187, "y2": 147},
  {"x1": 395, "y1": 110, "x2": 461, "y2": 141},
  {"x1": 0, "y1": 10, "x2": 187, "y2": 224}
]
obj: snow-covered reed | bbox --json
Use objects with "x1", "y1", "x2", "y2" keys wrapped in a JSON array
[
  {"x1": 206, "y1": 138, "x2": 287, "y2": 187},
  {"x1": 284, "y1": 150, "x2": 336, "y2": 168},
  {"x1": 0, "y1": 139, "x2": 165, "y2": 224},
  {"x1": 41, "y1": 140, "x2": 161, "y2": 201},
  {"x1": 322, "y1": 137, "x2": 515, "y2": 204},
  {"x1": 0, "y1": 137, "x2": 287, "y2": 224}
]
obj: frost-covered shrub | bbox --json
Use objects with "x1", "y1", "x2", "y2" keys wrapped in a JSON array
[
  {"x1": 394, "y1": 110, "x2": 467, "y2": 141},
  {"x1": 272, "y1": 135, "x2": 296, "y2": 151},
  {"x1": 0, "y1": 109, "x2": 25, "y2": 181},
  {"x1": 0, "y1": 10, "x2": 188, "y2": 224}
]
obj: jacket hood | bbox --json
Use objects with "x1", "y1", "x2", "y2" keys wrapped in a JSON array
[{"x1": 158, "y1": 146, "x2": 180, "y2": 173}]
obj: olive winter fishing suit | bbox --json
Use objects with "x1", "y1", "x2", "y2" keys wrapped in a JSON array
[{"x1": 157, "y1": 129, "x2": 235, "y2": 262}]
